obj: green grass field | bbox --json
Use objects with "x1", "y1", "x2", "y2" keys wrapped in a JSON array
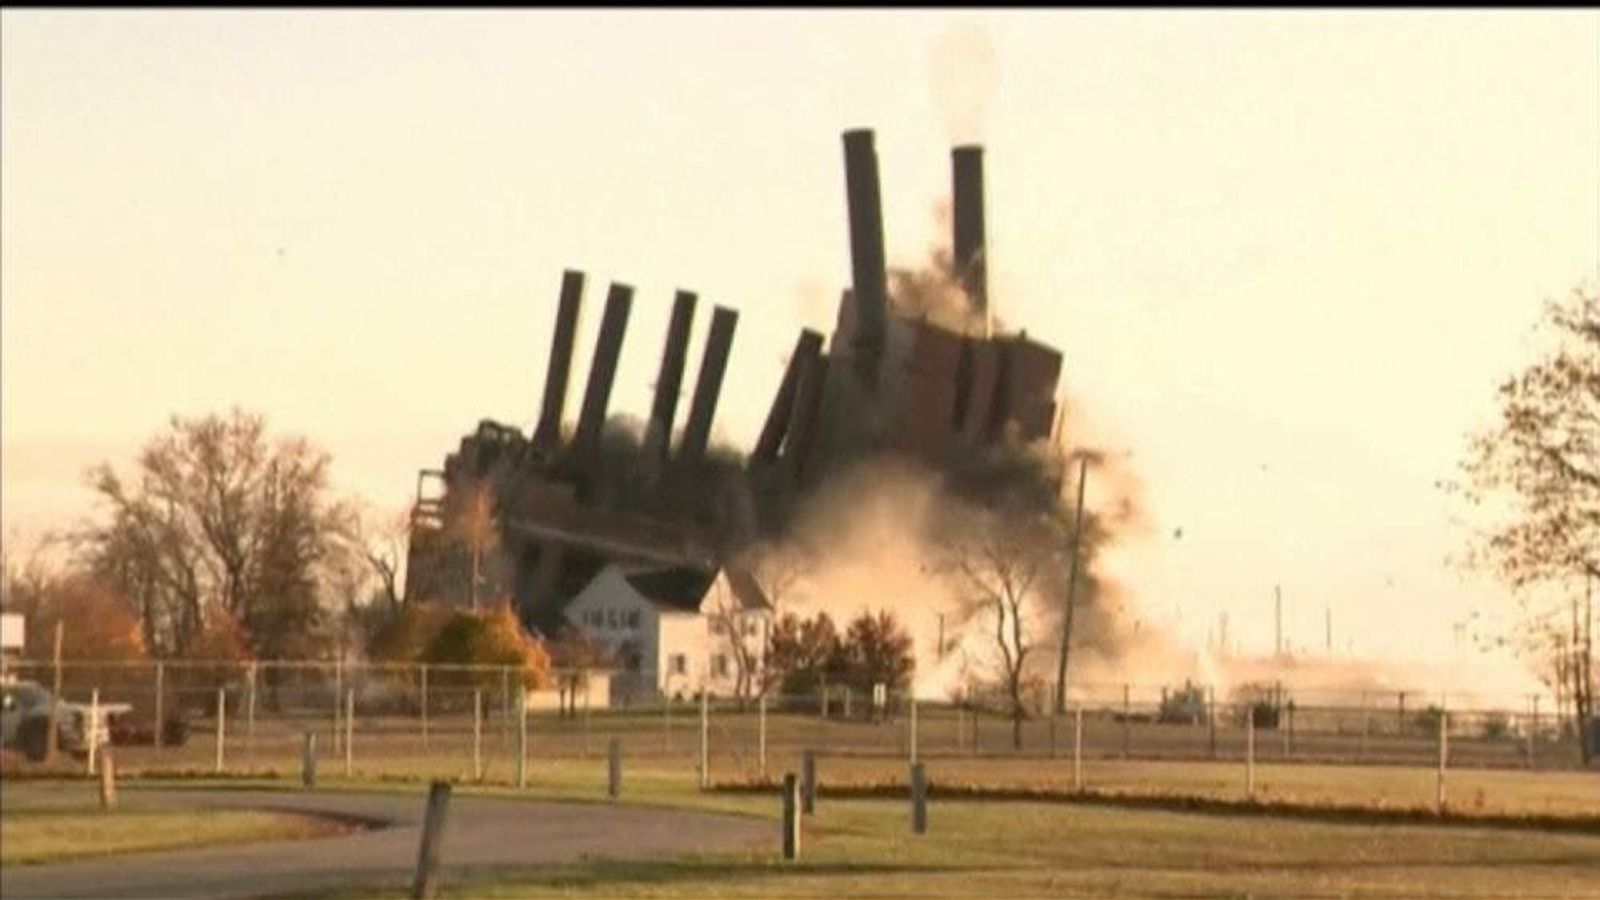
[{"x1": 0, "y1": 795, "x2": 343, "y2": 867}]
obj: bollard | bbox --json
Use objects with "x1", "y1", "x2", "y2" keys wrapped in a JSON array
[
  {"x1": 302, "y1": 732, "x2": 318, "y2": 789},
  {"x1": 781, "y1": 773, "x2": 801, "y2": 861},
  {"x1": 758, "y1": 695, "x2": 768, "y2": 778},
  {"x1": 1245, "y1": 705, "x2": 1256, "y2": 800},
  {"x1": 154, "y1": 662, "x2": 166, "y2": 752},
  {"x1": 472, "y1": 689, "x2": 484, "y2": 781},
  {"x1": 801, "y1": 749, "x2": 817, "y2": 815},
  {"x1": 214, "y1": 688, "x2": 227, "y2": 774},
  {"x1": 1073, "y1": 706, "x2": 1084, "y2": 792},
  {"x1": 1121, "y1": 685, "x2": 1131, "y2": 760},
  {"x1": 909, "y1": 761, "x2": 928, "y2": 834},
  {"x1": 608, "y1": 737, "x2": 622, "y2": 801},
  {"x1": 698, "y1": 691, "x2": 710, "y2": 791},
  {"x1": 87, "y1": 689, "x2": 101, "y2": 777},
  {"x1": 98, "y1": 749, "x2": 117, "y2": 810},
  {"x1": 1436, "y1": 710, "x2": 1449, "y2": 813},
  {"x1": 412, "y1": 780, "x2": 453, "y2": 899},
  {"x1": 516, "y1": 687, "x2": 528, "y2": 789},
  {"x1": 909, "y1": 697, "x2": 919, "y2": 764},
  {"x1": 344, "y1": 689, "x2": 355, "y2": 778}
]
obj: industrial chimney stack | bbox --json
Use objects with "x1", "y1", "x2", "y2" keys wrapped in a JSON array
[{"x1": 951, "y1": 144, "x2": 987, "y2": 318}]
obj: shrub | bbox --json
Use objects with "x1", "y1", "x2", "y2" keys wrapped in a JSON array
[{"x1": 422, "y1": 604, "x2": 552, "y2": 690}]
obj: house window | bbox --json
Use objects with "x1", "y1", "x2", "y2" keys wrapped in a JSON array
[
  {"x1": 626, "y1": 610, "x2": 641, "y2": 629},
  {"x1": 712, "y1": 654, "x2": 729, "y2": 678},
  {"x1": 606, "y1": 609, "x2": 618, "y2": 629},
  {"x1": 669, "y1": 654, "x2": 688, "y2": 676}
]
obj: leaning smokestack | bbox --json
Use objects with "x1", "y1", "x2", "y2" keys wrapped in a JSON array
[
  {"x1": 952, "y1": 145, "x2": 987, "y2": 317},
  {"x1": 782, "y1": 351, "x2": 829, "y2": 486},
  {"x1": 532, "y1": 269, "x2": 585, "y2": 451},
  {"x1": 644, "y1": 290, "x2": 698, "y2": 463},
  {"x1": 572, "y1": 282, "x2": 633, "y2": 458},
  {"x1": 751, "y1": 329, "x2": 824, "y2": 467},
  {"x1": 678, "y1": 305, "x2": 739, "y2": 468},
  {"x1": 842, "y1": 129, "x2": 889, "y2": 391}
]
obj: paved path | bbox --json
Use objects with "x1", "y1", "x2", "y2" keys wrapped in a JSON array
[{"x1": 4, "y1": 787, "x2": 770, "y2": 898}]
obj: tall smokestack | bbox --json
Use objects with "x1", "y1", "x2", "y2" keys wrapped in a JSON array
[
  {"x1": 782, "y1": 351, "x2": 829, "y2": 485},
  {"x1": 752, "y1": 329, "x2": 824, "y2": 467},
  {"x1": 842, "y1": 129, "x2": 889, "y2": 390},
  {"x1": 532, "y1": 269, "x2": 585, "y2": 451},
  {"x1": 951, "y1": 145, "x2": 987, "y2": 317},
  {"x1": 644, "y1": 290, "x2": 698, "y2": 463},
  {"x1": 678, "y1": 305, "x2": 739, "y2": 467},
  {"x1": 572, "y1": 282, "x2": 633, "y2": 457}
]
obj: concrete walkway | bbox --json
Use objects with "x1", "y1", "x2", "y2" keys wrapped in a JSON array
[{"x1": 3, "y1": 786, "x2": 770, "y2": 898}]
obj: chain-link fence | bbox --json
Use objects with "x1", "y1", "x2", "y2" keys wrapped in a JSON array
[{"x1": 3, "y1": 659, "x2": 1591, "y2": 783}]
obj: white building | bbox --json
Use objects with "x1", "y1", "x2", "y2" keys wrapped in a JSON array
[{"x1": 564, "y1": 563, "x2": 771, "y2": 702}]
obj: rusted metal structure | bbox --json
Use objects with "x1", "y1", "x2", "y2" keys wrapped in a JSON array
[{"x1": 403, "y1": 128, "x2": 1064, "y2": 635}]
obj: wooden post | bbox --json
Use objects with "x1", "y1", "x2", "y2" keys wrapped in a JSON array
[
  {"x1": 698, "y1": 691, "x2": 710, "y2": 790},
  {"x1": 1121, "y1": 684, "x2": 1131, "y2": 760},
  {"x1": 1436, "y1": 708, "x2": 1449, "y2": 813},
  {"x1": 411, "y1": 781, "x2": 453, "y2": 899},
  {"x1": 909, "y1": 761, "x2": 928, "y2": 834},
  {"x1": 1245, "y1": 705, "x2": 1256, "y2": 800},
  {"x1": 302, "y1": 732, "x2": 317, "y2": 789},
  {"x1": 1073, "y1": 706, "x2": 1084, "y2": 792},
  {"x1": 98, "y1": 749, "x2": 117, "y2": 809},
  {"x1": 607, "y1": 737, "x2": 622, "y2": 801},
  {"x1": 782, "y1": 773, "x2": 800, "y2": 861},
  {"x1": 45, "y1": 621, "x2": 63, "y2": 763},
  {"x1": 516, "y1": 686, "x2": 528, "y2": 789},
  {"x1": 420, "y1": 664, "x2": 430, "y2": 751},
  {"x1": 472, "y1": 689, "x2": 483, "y2": 781},
  {"x1": 758, "y1": 694, "x2": 768, "y2": 778},
  {"x1": 87, "y1": 688, "x2": 100, "y2": 776},
  {"x1": 214, "y1": 687, "x2": 226, "y2": 773},
  {"x1": 246, "y1": 663, "x2": 258, "y2": 753},
  {"x1": 344, "y1": 689, "x2": 355, "y2": 778},
  {"x1": 154, "y1": 661, "x2": 166, "y2": 752},
  {"x1": 801, "y1": 749, "x2": 816, "y2": 815}
]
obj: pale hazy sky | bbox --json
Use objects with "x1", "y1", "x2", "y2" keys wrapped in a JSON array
[{"x1": 3, "y1": 11, "x2": 1597, "y2": 680}]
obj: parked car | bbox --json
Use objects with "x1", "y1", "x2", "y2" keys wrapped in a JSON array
[{"x1": 0, "y1": 680, "x2": 128, "y2": 762}]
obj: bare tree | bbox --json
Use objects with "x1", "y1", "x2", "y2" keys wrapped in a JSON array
[
  {"x1": 730, "y1": 540, "x2": 809, "y2": 700},
  {"x1": 1449, "y1": 283, "x2": 1598, "y2": 762},
  {"x1": 76, "y1": 408, "x2": 356, "y2": 659},
  {"x1": 447, "y1": 479, "x2": 499, "y2": 611},
  {"x1": 942, "y1": 508, "x2": 1065, "y2": 749}
]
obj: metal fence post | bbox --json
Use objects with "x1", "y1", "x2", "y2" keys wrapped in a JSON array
[
  {"x1": 154, "y1": 662, "x2": 166, "y2": 752},
  {"x1": 758, "y1": 694, "x2": 768, "y2": 778},
  {"x1": 516, "y1": 685, "x2": 528, "y2": 789},
  {"x1": 500, "y1": 666, "x2": 511, "y2": 747},
  {"x1": 782, "y1": 773, "x2": 800, "y2": 861},
  {"x1": 412, "y1": 781, "x2": 453, "y2": 899},
  {"x1": 1436, "y1": 708, "x2": 1449, "y2": 813},
  {"x1": 246, "y1": 663, "x2": 258, "y2": 752},
  {"x1": 1245, "y1": 705, "x2": 1256, "y2": 800},
  {"x1": 1207, "y1": 686, "x2": 1217, "y2": 760},
  {"x1": 801, "y1": 749, "x2": 817, "y2": 814},
  {"x1": 1073, "y1": 705, "x2": 1084, "y2": 792},
  {"x1": 1121, "y1": 684, "x2": 1131, "y2": 760},
  {"x1": 910, "y1": 761, "x2": 928, "y2": 834},
  {"x1": 344, "y1": 689, "x2": 355, "y2": 778},
  {"x1": 909, "y1": 696, "x2": 919, "y2": 764},
  {"x1": 334, "y1": 656, "x2": 344, "y2": 754},
  {"x1": 214, "y1": 687, "x2": 226, "y2": 774},
  {"x1": 472, "y1": 689, "x2": 483, "y2": 781},
  {"x1": 698, "y1": 691, "x2": 710, "y2": 790},
  {"x1": 581, "y1": 685, "x2": 591, "y2": 759},
  {"x1": 1527, "y1": 696, "x2": 1539, "y2": 769},
  {"x1": 956, "y1": 704, "x2": 966, "y2": 754},
  {"x1": 420, "y1": 664, "x2": 430, "y2": 751}
]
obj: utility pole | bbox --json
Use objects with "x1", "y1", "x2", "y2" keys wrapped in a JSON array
[{"x1": 1054, "y1": 456, "x2": 1090, "y2": 715}]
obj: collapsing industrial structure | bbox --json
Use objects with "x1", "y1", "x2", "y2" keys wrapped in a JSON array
[{"x1": 402, "y1": 129, "x2": 1065, "y2": 639}]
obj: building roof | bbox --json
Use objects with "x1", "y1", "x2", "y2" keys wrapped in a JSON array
[{"x1": 620, "y1": 565, "x2": 773, "y2": 614}]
